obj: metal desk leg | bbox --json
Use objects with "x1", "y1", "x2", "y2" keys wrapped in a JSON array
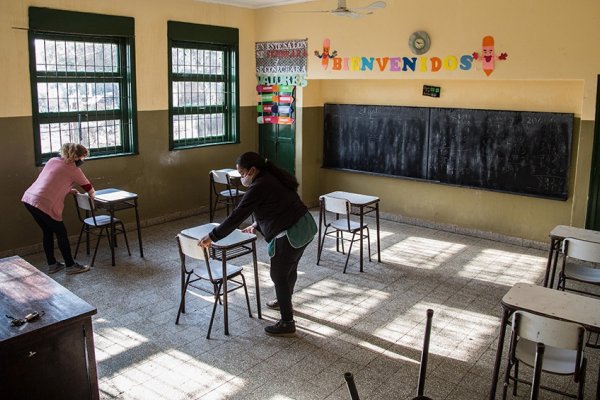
[
  {"x1": 317, "y1": 201, "x2": 323, "y2": 260},
  {"x1": 542, "y1": 238, "x2": 556, "y2": 287},
  {"x1": 109, "y1": 208, "x2": 116, "y2": 266},
  {"x1": 209, "y1": 177, "x2": 214, "y2": 222},
  {"x1": 548, "y1": 241, "x2": 561, "y2": 290},
  {"x1": 489, "y1": 307, "x2": 510, "y2": 400},
  {"x1": 376, "y1": 202, "x2": 381, "y2": 263},
  {"x1": 133, "y1": 198, "x2": 143, "y2": 258},
  {"x1": 359, "y1": 206, "x2": 364, "y2": 272},
  {"x1": 221, "y1": 250, "x2": 229, "y2": 335},
  {"x1": 252, "y1": 242, "x2": 261, "y2": 319}
]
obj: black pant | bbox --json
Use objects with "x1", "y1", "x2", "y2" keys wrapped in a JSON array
[
  {"x1": 270, "y1": 236, "x2": 308, "y2": 322},
  {"x1": 24, "y1": 202, "x2": 75, "y2": 267}
]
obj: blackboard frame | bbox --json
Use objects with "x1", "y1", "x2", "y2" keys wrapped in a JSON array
[{"x1": 323, "y1": 103, "x2": 573, "y2": 201}]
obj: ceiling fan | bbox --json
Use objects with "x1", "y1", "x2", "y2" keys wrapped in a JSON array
[{"x1": 291, "y1": 0, "x2": 386, "y2": 18}]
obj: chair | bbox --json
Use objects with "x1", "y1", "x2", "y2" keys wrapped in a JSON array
[
  {"x1": 344, "y1": 372, "x2": 360, "y2": 400},
  {"x1": 317, "y1": 195, "x2": 371, "y2": 273},
  {"x1": 73, "y1": 193, "x2": 130, "y2": 267},
  {"x1": 175, "y1": 234, "x2": 252, "y2": 339},
  {"x1": 413, "y1": 309, "x2": 434, "y2": 400},
  {"x1": 343, "y1": 309, "x2": 435, "y2": 400},
  {"x1": 209, "y1": 170, "x2": 245, "y2": 222},
  {"x1": 502, "y1": 311, "x2": 587, "y2": 400},
  {"x1": 558, "y1": 237, "x2": 600, "y2": 297},
  {"x1": 558, "y1": 237, "x2": 600, "y2": 350}
]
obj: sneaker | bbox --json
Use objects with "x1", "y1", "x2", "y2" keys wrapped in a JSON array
[
  {"x1": 66, "y1": 262, "x2": 90, "y2": 275},
  {"x1": 47, "y1": 262, "x2": 65, "y2": 274},
  {"x1": 264, "y1": 320, "x2": 296, "y2": 337},
  {"x1": 266, "y1": 299, "x2": 280, "y2": 310}
]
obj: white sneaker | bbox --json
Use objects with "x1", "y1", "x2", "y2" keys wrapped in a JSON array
[
  {"x1": 66, "y1": 262, "x2": 90, "y2": 275},
  {"x1": 47, "y1": 262, "x2": 65, "y2": 274}
]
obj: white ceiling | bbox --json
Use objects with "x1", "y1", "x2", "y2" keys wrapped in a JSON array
[{"x1": 197, "y1": 0, "x2": 316, "y2": 9}]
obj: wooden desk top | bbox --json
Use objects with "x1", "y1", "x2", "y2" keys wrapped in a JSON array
[
  {"x1": 321, "y1": 191, "x2": 379, "y2": 205},
  {"x1": 502, "y1": 282, "x2": 600, "y2": 332},
  {"x1": 550, "y1": 225, "x2": 600, "y2": 243},
  {"x1": 0, "y1": 256, "x2": 97, "y2": 344},
  {"x1": 181, "y1": 223, "x2": 256, "y2": 249}
]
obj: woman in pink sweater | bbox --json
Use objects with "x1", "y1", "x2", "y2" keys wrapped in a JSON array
[{"x1": 22, "y1": 143, "x2": 95, "y2": 274}]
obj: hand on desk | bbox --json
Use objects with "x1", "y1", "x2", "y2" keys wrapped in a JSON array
[
  {"x1": 199, "y1": 235, "x2": 212, "y2": 248},
  {"x1": 241, "y1": 226, "x2": 256, "y2": 234}
]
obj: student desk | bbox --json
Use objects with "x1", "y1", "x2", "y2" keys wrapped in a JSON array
[
  {"x1": 94, "y1": 188, "x2": 143, "y2": 266},
  {"x1": 543, "y1": 225, "x2": 600, "y2": 288},
  {"x1": 488, "y1": 282, "x2": 600, "y2": 399},
  {"x1": 318, "y1": 191, "x2": 381, "y2": 272},
  {"x1": 180, "y1": 223, "x2": 261, "y2": 335},
  {"x1": 0, "y1": 256, "x2": 99, "y2": 399}
]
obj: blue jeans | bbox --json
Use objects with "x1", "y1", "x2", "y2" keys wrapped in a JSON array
[{"x1": 270, "y1": 236, "x2": 308, "y2": 322}]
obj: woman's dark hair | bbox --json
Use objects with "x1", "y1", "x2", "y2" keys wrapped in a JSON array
[{"x1": 236, "y1": 152, "x2": 299, "y2": 192}]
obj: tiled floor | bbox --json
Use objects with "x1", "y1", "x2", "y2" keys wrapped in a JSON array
[{"x1": 21, "y1": 210, "x2": 600, "y2": 399}]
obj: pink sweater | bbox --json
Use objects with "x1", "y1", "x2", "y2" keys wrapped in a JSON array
[{"x1": 22, "y1": 157, "x2": 93, "y2": 221}]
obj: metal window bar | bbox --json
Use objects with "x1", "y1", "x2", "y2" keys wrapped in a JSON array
[
  {"x1": 170, "y1": 41, "x2": 236, "y2": 149},
  {"x1": 32, "y1": 33, "x2": 133, "y2": 160}
]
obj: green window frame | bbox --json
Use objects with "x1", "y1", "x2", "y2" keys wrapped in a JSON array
[
  {"x1": 168, "y1": 21, "x2": 239, "y2": 150},
  {"x1": 28, "y1": 7, "x2": 138, "y2": 165}
]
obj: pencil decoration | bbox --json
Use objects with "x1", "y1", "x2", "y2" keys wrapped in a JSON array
[
  {"x1": 472, "y1": 35, "x2": 508, "y2": 76},
  {"x1": 256, "y1": 84, "x2": 296, "y2": 125}
]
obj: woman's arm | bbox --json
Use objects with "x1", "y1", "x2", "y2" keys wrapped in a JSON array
[{"x1": 209, "y1": 185, "x2": 261, "y2": 241}]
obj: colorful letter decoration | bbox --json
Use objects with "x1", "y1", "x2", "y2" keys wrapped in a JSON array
[{"x1": 312, "y1": 38, "x2": 507, "y2": 76}]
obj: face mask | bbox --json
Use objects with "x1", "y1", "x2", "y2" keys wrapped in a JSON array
[
  {"x1": 241, "y1": 175, "x2": 253, "y2": 187},
  {"x1": 75, "y1": 159, "x2": 84, "y2": 167}
]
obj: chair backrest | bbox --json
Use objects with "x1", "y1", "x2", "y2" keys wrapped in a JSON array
[
  {"x1": 512, "y1": 311, "x2": 585, "y2": 383},
  {"x1": 562, "y1": 237, "x2": 600, "y2": 263},
  {"x1": 176, "y1": 234, "x2": 214, "y2": 281},
  {"x1": 322, "y1": 195, "x2": 353, "y2": 231},
  {"x1": 323, "y1": 195, "x2": 350, "y2": 215},
  {"x1": 210, "y1": 170, "x2": 237, "y2": 197},
  {"x1": 73, "y1": 192, "x2": 103, "y2": 226},
  {"x1": 512, "y1": 311, "x2": 584, "y2": 351},
  {"x1": 75, "y1": 192, "x2": 95, "y2": 211},
  {"x1": 211, "y1": 170, "x2": 230, "y2": 185}
]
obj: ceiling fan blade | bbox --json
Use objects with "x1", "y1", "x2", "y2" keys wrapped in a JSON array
[
  {"x1": 351, "y1": 1, "x2": 386, "y2": 12},
  {"x1": 348, "y1": 12, "x2": 365, "y2": 19},
  {"x1": 331, "y1": 10, "x2": 366, "y2": 18},
  {"x1": 288, "y1": 9, "x2": 333, "y2": 13}
]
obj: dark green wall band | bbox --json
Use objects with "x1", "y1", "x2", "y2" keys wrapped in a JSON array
[
  {"x1": 167, "y1": 21, "x2": 239, "y2": 45},
  {"x1": 29, "y1": 7, "x2": 134, "y2": 36}
]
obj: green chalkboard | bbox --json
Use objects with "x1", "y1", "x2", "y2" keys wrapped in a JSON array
[{"x1": 323, "y1": 104, "x2": 573, "y2": 200}]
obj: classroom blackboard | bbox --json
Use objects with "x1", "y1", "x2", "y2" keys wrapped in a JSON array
[
  {"x1": 324, "y1": 104, "x2": 430, "y2": 178},
  {"x1": 323, "y1": 104, "x2": 573, "y2": 200}
]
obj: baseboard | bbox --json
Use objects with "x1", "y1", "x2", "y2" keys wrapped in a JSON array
[{"x1": 306, "y1": 199, "x2": 547, "y2": 250}]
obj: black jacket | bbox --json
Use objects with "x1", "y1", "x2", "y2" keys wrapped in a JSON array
[{"x1": 209, "y1": 169, "x2": 308, "y2": 243}]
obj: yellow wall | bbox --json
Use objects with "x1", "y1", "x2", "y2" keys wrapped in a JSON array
[
  {"x1": 0, "y1": 0, "x2": 260, "y2": 255},
  {"x1": 2, "y1": 0, "x2": 600, "y2": 254},
  {"x1": 253, "y1": 0, "x2": 600, "y2": 243},
  {"x1": 1, "y1": 0, "x2": 258, "y2": 117}
]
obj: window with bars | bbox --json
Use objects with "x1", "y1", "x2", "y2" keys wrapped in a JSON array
[
  {"x1": 168, "y1": 22, "x2": 239, "y2": 150},
  {"x1": 28, "y1": 8, "x2": 137, "y2": 165}
]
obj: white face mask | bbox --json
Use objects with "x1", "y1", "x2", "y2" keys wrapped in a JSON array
[{"x1": 241, "y1": 175, "x2": 253, "y2": 187}]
